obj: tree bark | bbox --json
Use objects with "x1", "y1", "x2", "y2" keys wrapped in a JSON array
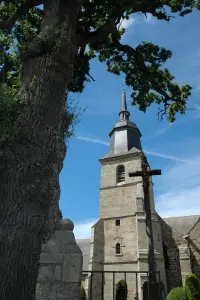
[{"x1": 0, "y1": 1, "x2": 77, "y2": 299}]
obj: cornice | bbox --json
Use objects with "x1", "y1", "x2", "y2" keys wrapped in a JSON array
[
  {"x1": 99, "y1": 151, "x2": 143, "y2": 164},
  {"x1": 100, "y1": 181, "x2": 141, "y2": 191}
]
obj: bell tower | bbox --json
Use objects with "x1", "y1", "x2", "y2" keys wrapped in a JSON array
[{"x1": 88, "y1": 91, "x2": 166, "y2": 300}]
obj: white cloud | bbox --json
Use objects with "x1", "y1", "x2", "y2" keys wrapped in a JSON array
[
  {"x1": 75, "y1": 135, "x2": 200, "y2": 219},
  {"x1": 74, "y1": 220, "x2": 97, "y2": 239},
  {"x1": 76, "y1": 135, "x2": 198, "y2": 164},
  {"x1": 120, "y1": 16, "x2": 139, "y2": 30},
  {"x1": 156, "y1": 186, "x2": 200, "y2": 218},
  {"x1": 193, "y1": 104, "x2": 200, "y2": 119},
  {"x1": 144, "y1": 13, "x2": 157, "y2": 25},
  {"x1": 144, "y1": 150, "x2": 197, "y2": 164},
  {"x1": 76, "y1": 136, "x2": 109, "y2": 146},
  {"x1": 119, "y1": 16, "x2": 139, "y2": 40},
  {"x1": 74, "y1": 135, "x2": 200, "y2": 234},
  {"x1": 73, "y1": 156, "x2": 200, "y2": 236},
  {"x1": 155, "y1": 156, "x2": 200, "y2": 217}
]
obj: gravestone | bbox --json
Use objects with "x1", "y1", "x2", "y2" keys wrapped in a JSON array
[{"x1": 36, "y1": 219, "x2": 83, "y2": 300}]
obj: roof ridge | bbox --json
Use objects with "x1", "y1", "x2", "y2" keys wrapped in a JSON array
[
  {"x1": 188, "y1": 216, "x2": 200, "y2": 235},
  {"x1": 163, "y1": 215, "x2": 200, "y2": 219}
]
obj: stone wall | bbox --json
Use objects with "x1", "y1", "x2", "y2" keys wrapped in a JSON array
[
  {"x1": 99, "y1": 154, "x2": 143, "y2": 219},
  {"x1": 187, "y1": 218, "x2": 200, "y2": 277},
  {"x1": 36, "y1": 219, "x2": 83, "y2": 300},
  {"x1": 159, "y1": 217, "x2": 182, "y2": 292}
]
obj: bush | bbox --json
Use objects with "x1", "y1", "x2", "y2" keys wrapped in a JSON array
[
  {"x1": 81, "y1": 284, "x2": 87, "y2": 300},
  {"x1": 185, "y1": 273, "x2": 200, "y2": 300},
  {"x1": 167, "y1": 287, "x2": 188, "y2": 300},
  {"x1": 116, "y1": 279, "x2": 128, "y2": 300}
]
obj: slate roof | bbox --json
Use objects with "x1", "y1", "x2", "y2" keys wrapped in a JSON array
[
  {"x1": 163, "y1": 215, "x2": 200, "y2": 235},
  {"x1": 76, "y1": 239, "x2": 90, "y2": 271}
]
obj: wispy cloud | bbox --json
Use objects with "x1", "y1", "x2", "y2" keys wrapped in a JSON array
[
  {"x1": 155, "y1": 155, "x2": 200, "y2": 217},
  {"x1": 190, "y1": 49, "x2": 200, "y2": 67},
  {"x1": 76, "y1": 135, "x2": 198, "y2": 164},
  {"x1": 144, "y1": 150, "x2": 197, "y2": 164},
  {"x1": 76, "y1": 136, "x2": 109, "y2": 146},
  {"x1": 73, "y1": 155, "x2": 200, "y2": 238},
  {"x1": 144, "y1": 13, "x2": 157, "y2": 25},
  {"x1": 74, "y1": 135, "x2": 200, "y2": 236},
  {"x1": 193, "y1": 104, "x2": 200, "y2": 119},
  {"x1": 156, "y1": 186, "x2": 200, "y2": 218},
  {"x1": 120, "y1": 16, "x2": 139, "y2": 30},
  {"x1": 147, "y1": 124, "x2": 173, "y2": 139},
  {"x1": 119, "y1": 15, "x2": 140, "y2": 40},
  {"x1": 74, "y1": 220, "x2": 97, "y2": 239}
]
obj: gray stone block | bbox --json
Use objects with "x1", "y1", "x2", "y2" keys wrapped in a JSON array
[
  {"x1": 40, "y1": 252, "x2": 64, "y2": 264},
  {"x1": 50, "y1": 282, "x2": 81, "y2": 300},
  {"x1": 62, "y1": 253, "x2": 82, "y2": 282},
  {"x1": 54, "y1": 230, "x2": 76, "y2": 244},
  {"x1": 38, "y1": 265, "x2": 54, "y2": 282},
  {"x1": 36, "y1": 282, "x2": 52, "y2": 300},
  {"x1": 41, "y1": 243, "x2": 50, "y2": 253},
  {"x1": 55, "y1": 265, "x2": 62, "y2": 281}
]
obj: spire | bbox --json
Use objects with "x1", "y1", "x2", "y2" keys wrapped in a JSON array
[{"x1": 119, "y1": 90, "x2": 130, "y2": 121}]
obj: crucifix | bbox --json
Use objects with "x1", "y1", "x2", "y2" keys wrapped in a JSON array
[{"x1": 129, "y1": 155, "x2": 161, "y2": 283}]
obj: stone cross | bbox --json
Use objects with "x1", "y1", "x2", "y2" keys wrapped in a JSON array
[{"x1": 129, "y1": 155, "x2": 161, "y2": 283}]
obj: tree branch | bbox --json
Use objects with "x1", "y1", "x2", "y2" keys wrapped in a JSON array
[
  {"x1": 87, "y1": 73, "x2": 95, "y2": 81},
  {"x1": 76, "y1": 3, "x2": 132, "y2": 46},
  {"x1": 0, "y1": 0, "x2": 43, "y2": 31},
  {"x1": 115, "y1": 41, "x2": 186, "y2": 107}
]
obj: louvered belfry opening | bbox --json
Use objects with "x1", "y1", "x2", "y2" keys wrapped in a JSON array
[{"x1": 117, "y1": 165, "x2": 125, "y2": 183}]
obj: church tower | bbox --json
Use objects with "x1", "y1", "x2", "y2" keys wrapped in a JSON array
[{"x1": 88, "y1": 91, "x2": 166, "y2": 300}]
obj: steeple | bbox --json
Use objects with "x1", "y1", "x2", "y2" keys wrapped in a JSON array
[
  {"x1": 119, "y1": 90, "x2": 130, "y2": 121},
  {"x1": 108, "y1": 90, "x2": 142, "y2": 155}
]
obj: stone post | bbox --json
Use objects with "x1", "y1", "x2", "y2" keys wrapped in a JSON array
[
  {"x1": 178, "y1": 237, "x2": 191, "y2": 286},
  {"x1": 36, "y1": 219, "x2": 83, "y2": 300}
]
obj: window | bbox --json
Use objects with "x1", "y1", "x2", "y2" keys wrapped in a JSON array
[
  {"x1": 116, "y1": 243, "x2": 121, "y2": 254},
  {"x1": 117, "y1": 165, "x2": 125, "y2": 183},
  {"x1": 116, "y1": 219, "x2": 120, "y2": 226}
]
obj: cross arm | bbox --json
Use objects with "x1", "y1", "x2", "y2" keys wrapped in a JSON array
[{"x1": 129, "y1": 169, "x2": 161, "y2": 177}]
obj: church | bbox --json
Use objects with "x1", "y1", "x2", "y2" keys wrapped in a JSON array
[{"x1": 76, "y1": 91, "x2": 200, "y2": 299}]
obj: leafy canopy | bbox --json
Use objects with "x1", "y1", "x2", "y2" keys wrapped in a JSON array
[{"x1": 0, "y1": 0, "x2": 199, "y2": 136}]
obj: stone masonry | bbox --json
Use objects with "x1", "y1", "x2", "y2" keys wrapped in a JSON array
[
  {"x1": 76, "y1": 92, "x2": 200, "y2": 299},
  {"x1": 36, "y1": 219, "x2": 83, "y2": 300}
]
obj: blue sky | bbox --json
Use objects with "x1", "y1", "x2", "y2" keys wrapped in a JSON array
[{"x1": 59, "y1": 10, "x2": 200, "y2": 239}]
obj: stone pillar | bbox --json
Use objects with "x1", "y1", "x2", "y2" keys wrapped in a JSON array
[
  {"x1": 36, "y1": 219, "x2": 83, "y2": 300},
  {"x1": 178, "y1": 240, "x2": 191, "y2": 285}
]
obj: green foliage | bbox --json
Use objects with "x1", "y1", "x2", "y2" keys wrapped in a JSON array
[
  {"x1": 81, "y1": 284, "x2": 87, "y2": 300},
  {"x1": 185, "y1": 273, "x2": 200, "y2": 300},
  {"x1": 167, "y1": 287, "x2": 188, "y2": 300},
  {"x1": 116, "y1": 280, "x2": 127, "y2": 300},
  {"x1": 0, "y1": 0, "x2": 199, "y2": 143},
  {"x1": 64, "y1": 94, "x2": 82, "y2": 140},
  {"x1": 0, "y1": 83, "x2": 25, "y2": 144}
]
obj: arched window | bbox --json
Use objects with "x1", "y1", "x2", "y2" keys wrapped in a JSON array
[
  {"x1": 117, "y1": 165, "x2": 125, "y2": 183},
  {"x1": 116, "y1": 243, "x2": 121, "y2": 254}
]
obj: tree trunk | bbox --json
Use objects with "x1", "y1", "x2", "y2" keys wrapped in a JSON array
[{"x1": 0, "y1": 1, "x2": 77, "y2": 299}]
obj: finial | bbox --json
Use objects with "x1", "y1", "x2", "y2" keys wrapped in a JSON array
[{"x1": 119, "y1": 90, "x2": 130, "y2": 121}]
